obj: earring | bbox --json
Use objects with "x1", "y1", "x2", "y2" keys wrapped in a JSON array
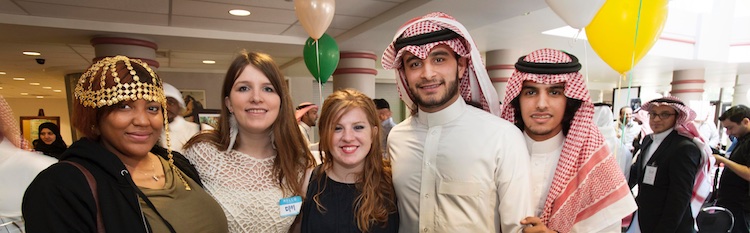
[{"x1": 227, "y1": 114, "x2": 238, "y2": 151}]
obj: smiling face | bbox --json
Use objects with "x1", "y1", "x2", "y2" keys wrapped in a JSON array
[
  {"x1": 329, "y1": 108, "x2": 375, "y2": 171},
  {"x1": 39, "y1": 128, "x2": 56, "y2": 145},
  {"x1": 519, "y1": 81, "x2": 567, "y2": 141},
  {"x1": 401, "y1": 44, "x2": 466, "y2": 113},
  {"x1": 99, "y1": 99, "x2": 163, "y2": 158},
  {"x1": 224, "y1": 64, "x2": 281, "y2": 134}
]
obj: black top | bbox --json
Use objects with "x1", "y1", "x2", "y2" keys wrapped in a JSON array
[
  {"x1": 23, "y1": 138, "x2": 203, "y2": 233},
  {"x1": 301, "y1": 168, "x2": 398, "y2": 233},
  {"x1": 717, "y1": 134, "x2": 750, "y2": 212}
]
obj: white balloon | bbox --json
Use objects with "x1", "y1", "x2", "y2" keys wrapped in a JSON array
[{"x1": 546, "y1": 0, "x2": 607, "y2": 29}]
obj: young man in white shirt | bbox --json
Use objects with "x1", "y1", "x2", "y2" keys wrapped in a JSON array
[
  {"x1": 381, "y1": 12, "x2": 532, "y2": 233},
  {"x1": 501, "y1": 48, "x2": 637, "y2": 233}
]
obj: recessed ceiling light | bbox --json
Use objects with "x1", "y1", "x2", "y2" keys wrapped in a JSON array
[
  {"x1": 29, "y1": 82, "x2": 40, "y2": 86},
  {"x1": 229, "y1": 9, "x2": 251, "y2": 16},
  {"x1": 20, "y1": 93, "x2": 28, "y2": 95},
  {"x1": 13, "y1": 77, "x2": 25, "y2": 81},
  {"x1": 202, "y1": 60, "x2": 216, "y2": 64},
  {"x1": 23, "y1": 51, "x2": 41, "y2": 56},
  {"x1": 0, "y1": 87, "x2": 3, "y2": 90},
  {"x1": 0, "y1": 72, "x2": 6, "y2": 75},
  {"x1": 53, "y1": 90, "x2": 62, "y2": 92},
  {"x1": 36, "y1": 96, "x2": 44, "y2": 99},
  {"x1": 42, "y1": 86, "x2": 52, "y2": 89}
]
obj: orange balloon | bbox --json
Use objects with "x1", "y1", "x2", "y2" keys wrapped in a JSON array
[
  {"x1": 294, "y1": 0, "x2": 335, "y2": 40},
  {"x1": 585, "y1": 0, "x2": 668, "y2": 74}
]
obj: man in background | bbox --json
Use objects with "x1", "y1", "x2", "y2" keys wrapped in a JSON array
[
  {"x1": 0, "y1": 95, "x2": 56, "y2": 232},
  {"x1": 373, "y1": 98, "x2": 396, "y2": 154},
  {"x1": 618, "y1": 106, "x2": 642, "y2": 152},
  {"x1": 295, "y1": 102, "x2": 318, "y2": 146},
  {"x1": 160, "y1": 83, "x2": 203, "y2": 153},
  {"x1": 628, "y1": 96, "x2": 709, "y2": 233},
  {"x1": 713, "y1": 105, "x2": 750, "y2": 233}
]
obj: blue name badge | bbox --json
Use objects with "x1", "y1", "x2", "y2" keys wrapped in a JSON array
[{"x1": 279, "y1": 196, "x2": 302, "y2": 217}]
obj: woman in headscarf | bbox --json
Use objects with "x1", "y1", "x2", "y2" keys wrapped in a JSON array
[
  {"x1": 32, "y1": 122, "x2": 67, "y2": 158},
  {"x1": 23, "y1": 56, "x2": 228, "y2": 233}
]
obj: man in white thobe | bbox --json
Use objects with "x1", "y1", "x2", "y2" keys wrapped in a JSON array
[{"x1": 381, "y1": 12, "x2": 532, "y2": 233}]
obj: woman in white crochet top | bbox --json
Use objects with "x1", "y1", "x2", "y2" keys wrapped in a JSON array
[{"x1": 184, "y1": 51, "x2": 315, "y2": 233}]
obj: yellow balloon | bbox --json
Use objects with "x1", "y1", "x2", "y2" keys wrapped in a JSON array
[{"x1": 585, "y1": 0, "x2": 668, "y2": 74}]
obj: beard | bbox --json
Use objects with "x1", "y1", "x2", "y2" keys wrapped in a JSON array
[{"x1": 409, "y1": 73, "x2": 460, "y2": 110}]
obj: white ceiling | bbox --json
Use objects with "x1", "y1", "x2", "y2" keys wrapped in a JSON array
[{"x1": 0, "y1": 0, "x2": 748, "y2": 100}]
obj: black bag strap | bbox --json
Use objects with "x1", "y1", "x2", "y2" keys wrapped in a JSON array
[
  {"x1": 710, "y1": 166, "x2": 722, "y2": 203},
  {"x1": 60, "y1": 161, "x2": 105, "y2": 233}
]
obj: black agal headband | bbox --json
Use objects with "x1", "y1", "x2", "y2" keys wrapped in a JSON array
[
  {"x1": 515, "y1": 52, "x2": 582, "y2": 74},
  {"x1": 393, "y1": 28, "x2": 462, "y2": 52}
]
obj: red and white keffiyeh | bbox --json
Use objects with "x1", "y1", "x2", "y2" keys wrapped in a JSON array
[
  {"x1": 295, "y1": 102, "x2": 318, "y2": 122},
  {"x1": 500, "y1": 48, "x2": 635, "y2": 232},
  {"x1": 640, "y1": 96, "x2": 714, "y2": 219},
  {"x1": 381, "y1": 12, "x2": 500, "y2": 116},
  {"x1": 0, "y1": 96, "x2": 28, "y2": 149}
]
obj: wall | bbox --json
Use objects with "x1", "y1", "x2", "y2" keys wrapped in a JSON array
[{"x1": 5, "y1": 98, "x2": 73, "y2": 146}]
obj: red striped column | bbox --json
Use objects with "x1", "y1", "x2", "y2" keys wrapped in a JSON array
[
  {"x1": 90, "y1": 36, "x2": 159, "y2": 68},
  {"x1": 733, "y1": 74, "x2": 750, "y2": 106},
  {"x1": 670, "y1": 69, "x2": 705, "y2": 102},
  {"x1": 486, "y1": 49, "x2": 522, "y2": 102},
  {"x1": 333, "y1": 51, "x2": 377, "y2": 97}
]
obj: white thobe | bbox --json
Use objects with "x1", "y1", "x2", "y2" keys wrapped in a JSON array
[
  {"x1": 388, "y1": 99, "x2": 532, "y2": 233},
  {"x1": 0, "y1": 138, "x2": 56, "y2": 233},
  {"x1": 160, "y1": 116, "x2": 201, "y2": 154},
  {"x1": 298, "y1": 122, "x2": 313, "y2": 145}
]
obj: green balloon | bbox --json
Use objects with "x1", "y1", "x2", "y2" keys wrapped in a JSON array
[{"x1": 303, "y1": 33, "x2": 339, "y2": 84}]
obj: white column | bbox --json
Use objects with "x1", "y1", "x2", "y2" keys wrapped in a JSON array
[
  {"x1": 332, "y1": 51, "x2": 377, "y2": 97},
  {"x1": 670, "y1": 69, "x2": 705, "y2": 102},
  {"x1": 486, "y1": 49, "x2": 522, "y2": 103},
  {"x1": 733, "y1": 74, "x2": 750, "y2": 106}
]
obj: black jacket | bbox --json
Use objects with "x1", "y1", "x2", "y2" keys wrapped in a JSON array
[
  {"x1": 629, "y1": 130, "x2": 701, "y2": 233},
  {"x1": 22, "y1": 138, "x2": 202, "y2": 233}
]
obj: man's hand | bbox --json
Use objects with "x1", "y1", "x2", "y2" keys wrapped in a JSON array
[{"x1": 520, "y1": 216, "x2": 557, "y2": 233}]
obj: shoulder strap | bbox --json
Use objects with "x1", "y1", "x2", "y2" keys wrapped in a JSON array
[{"x1": 60, "y1": 161, "x2": 105, "y2": 233}]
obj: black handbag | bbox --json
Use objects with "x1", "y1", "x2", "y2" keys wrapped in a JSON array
[{"x1": 696, "y1": 167, "x2": 734, "y2": 233}]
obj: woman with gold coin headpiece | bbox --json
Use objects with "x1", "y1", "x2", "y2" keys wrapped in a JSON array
[{"x1": 22, "y1": 56, "x2": 228, "y2": 233}]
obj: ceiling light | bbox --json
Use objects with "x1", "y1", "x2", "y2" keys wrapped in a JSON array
[
  {"x1": 13, "y1": 77, "x2": 25, "y2": 81},
  {"x1": 0, "y1": 72, "x2": 6, "y2": 75},
  {"x1": 0, "y1": 87, "x2": 3, "y2": 90},
  {"x1": 23, "y1": 51, "x2": 41, "y2": 56},
  {"x1": 42, "y1": 86, "x2": 52, "y2": 89},
  {"x1": 229, "y1": 9, "x2": 251, "y2": 16},
  {"x1": 53, "y1": 90, "x2": 62, "y2": 92},
  {"x1": 29, "y1": 82, "x2": 40, "y2": 86},
  {"x1": 20, "y1": 93, "x2": 28, "y2": 95},
  {"x1": 202, "y1": 60, "x2": 216, "y2": 64},
  {"x1": 36, "y1": 96, "x2": 44, "y2": 99}
]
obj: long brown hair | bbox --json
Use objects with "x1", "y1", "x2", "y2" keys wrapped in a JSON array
[
  {"x1": 315, "y1": 89, "x2": 397, "y2": 232},
  {"x1": 184, "y1": 51, "x2": 314, "y2": 195}
]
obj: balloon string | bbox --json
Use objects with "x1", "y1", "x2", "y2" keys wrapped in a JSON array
[
  {"x1": 316, "y1": 40, "x2": 324, "y2": 105},
  {"x1": 619, "y1": 0, "x2": 644, "y2": 152}
]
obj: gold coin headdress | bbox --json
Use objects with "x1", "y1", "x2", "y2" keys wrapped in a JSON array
[{"x1": 74, "y1": 55, "x2": 191, "y2": 190}]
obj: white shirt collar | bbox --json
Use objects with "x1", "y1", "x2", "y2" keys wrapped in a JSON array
[
  {"x1": 524, "y1": 130, "x2": 565, "y2": 154},
  {"x1": 416, "y1": 98, "x2": 465, "y2": 127}
]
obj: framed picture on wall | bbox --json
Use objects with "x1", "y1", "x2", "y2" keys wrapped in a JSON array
[
  {"x1": 197, "y1": 109, "x2": 221, "y2": 129},
  {"x1": 613, "y1": 86, "x2": 641, "y2": 113},
  {"x1": 20, "y1": 116, "x2": 60, "y2": 145},
  {"x1": 181, "y1": 89, "x2": 207, "y2": 109}
]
